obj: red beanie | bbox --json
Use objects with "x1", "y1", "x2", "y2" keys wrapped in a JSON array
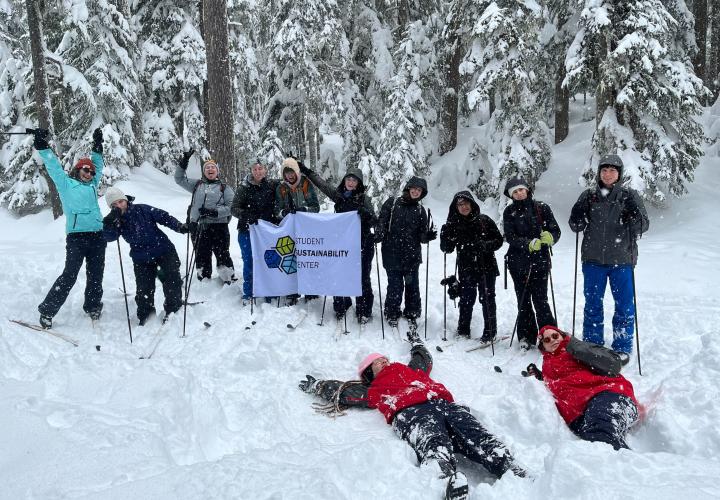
[
  {"x1": 538, "y1": 325, "x2": 566, "y2": 339},
  {"x1": 74, "y1": 157, "x2": 95, "y2": 173}
]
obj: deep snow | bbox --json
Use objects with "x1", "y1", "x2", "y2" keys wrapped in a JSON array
[{"x1": 1, "y1": 113, "x2": 719, "y2": 500}]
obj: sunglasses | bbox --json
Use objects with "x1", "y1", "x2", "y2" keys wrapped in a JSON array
[
  {"x1": 542, "y1": 332, "x2": 561, "y2": 343},
  {"x1": 80, "y1": 167, "x2": 96, "y2": 176}
]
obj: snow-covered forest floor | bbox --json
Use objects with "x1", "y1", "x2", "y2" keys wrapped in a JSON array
[{"x1": 1, "y1": 111, "x2": 719, "y2": 499}]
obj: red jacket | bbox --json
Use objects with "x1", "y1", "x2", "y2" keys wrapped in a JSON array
[
  {"x1": 367, "y1": 362, "x2": 454, "y2": 423},
  {"x1": 541, "y1": 337, "x2": 637, "y2": 424}
]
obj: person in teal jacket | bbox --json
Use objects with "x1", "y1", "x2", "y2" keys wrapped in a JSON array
[{"x1": 34, "y1": 127, "x2": 107, "y2": 329}]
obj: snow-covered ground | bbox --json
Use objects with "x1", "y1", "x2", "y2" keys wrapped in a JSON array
[{"x1": 1, "y1": 113, "x2": 719, "y2": 499}]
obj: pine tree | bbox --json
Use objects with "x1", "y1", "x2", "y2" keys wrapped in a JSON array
[
  {"x1": 462, "y1": 0, "x2": 552, "y2": 203},
  {"x1": 567, "y1": 0, "x2": 707, "y2": 201}
]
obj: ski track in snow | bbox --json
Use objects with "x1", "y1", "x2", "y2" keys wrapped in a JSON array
[{"x1": 2, "y1": 118, "x2": 720, "y2": 499}]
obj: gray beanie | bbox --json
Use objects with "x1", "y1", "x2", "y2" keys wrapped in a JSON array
[{"x1": 105, "y1": 186, "x2": 127, "y2": 208}]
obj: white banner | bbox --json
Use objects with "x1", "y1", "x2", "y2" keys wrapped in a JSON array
[{"x1": 249, "y1": 212, "x2": 361, "y2": 297}]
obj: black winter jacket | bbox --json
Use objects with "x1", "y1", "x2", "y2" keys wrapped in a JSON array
[
  {"x1": 502, "y1": 179, "x2": 561, "y2": 274},
  {"x1": 377, "y1": 177, "x2": 431, "y2": 270},
  {"x1": 304, "y1": 166, "x2": 377, "y2": 246},
  {"x1": 231, "y1": 174, "x2": 278, "y2": 231},
  {"x1": 440, "y1": 191, "x2": 503, "y2": 277}
]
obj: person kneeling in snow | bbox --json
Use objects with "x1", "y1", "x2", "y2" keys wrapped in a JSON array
[
  {"x1": 298, "y1": 334, "x2": 526, "y2": 500},
  {"x1": 102, "y1": 187, "x2": 188, "y2": 325},
  {"x1": 531, "y1": 325, "x2": 639, "y2": 450}
]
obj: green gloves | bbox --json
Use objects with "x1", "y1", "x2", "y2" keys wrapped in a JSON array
[
  {"x1": 539, "y1": 230, "x2": 554, "y2": 247},
  {"x1": 529, "y1": 238, "x2": 542, "y2": 252}
]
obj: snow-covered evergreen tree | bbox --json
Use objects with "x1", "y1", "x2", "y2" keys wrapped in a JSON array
[
  {"x1": 566, "y1": 0, "x2": 706, "y2": 202},
  {"x1": 461, "y1": 0, "x2": 552, "y2": 204}
]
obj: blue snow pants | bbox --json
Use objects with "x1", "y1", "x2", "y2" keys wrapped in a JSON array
[
  {"x1": 392, "y1": 399, "x2": 518, "y2": 478},
  {"x1": 238, "y1": 231, "x2": 253, "y2": 299},
  {"x1": 569, "y1": 391, "x2": 638, "y2": 450},
  {"x1": 582, "y1": 262, "x2": 635, "y2": 353}
]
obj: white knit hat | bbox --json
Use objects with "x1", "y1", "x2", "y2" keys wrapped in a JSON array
[
  {"x1": 508, "y1": 183, "x2": 529, "y2": 197},
  {"x1": 105, "y1": 186, "x2": 127, "y2": 208}
]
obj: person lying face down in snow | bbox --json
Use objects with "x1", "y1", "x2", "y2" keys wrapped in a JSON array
[
  {"x1": 298, "y1": 333, "x2": 527, "y2": 500},
  {"x1": 528, "y1": 325, "x2": 640, "y2": 450}
]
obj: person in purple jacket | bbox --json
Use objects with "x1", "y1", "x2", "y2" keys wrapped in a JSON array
[{"x1": 103, "y1": 187, "x2": 188, "y2": 325}]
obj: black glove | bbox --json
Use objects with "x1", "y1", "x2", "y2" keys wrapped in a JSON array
[
  {"x1": 92, "y1": 128, "x2": 103, "y2": 154},
  {"x1": 247, "y1": 216, "x2": 259, "y2": 226},
  {"x1": 179, "y1": 149, "x2": 195, "y2": 170},
  {"x1": 198, "y1": 207, "x2": 218, "y2": 218},
  {"x1": 374, "y1": 230, "x2": 384, "y2": 244},
  {"x1": 188, "y1": 221, "x2": 198, "y2": 233},
  {"x1": 298, "y1": 375, "x2": 318, "y2": 394},
  {"x1": 280, "y1": 208, "x2": 294, "y2": 217},
  {"x1": 298, "y1": 161, "x2": 311, "y2": 176},
  {"x1": 177, "y1": 223, "x2": 189, "y2": 234},
  {"x1": 622, "y1": 194, "x2": 640, "y2": 223},
  {"x1": 522, "y1": 363, "x2": 543, "y2": 381},
  {"x1": 569, "y1": 198, "x2": 590, "y2": 232},
  {"x1": 295, "y1": 207, "x2": 307, "y2": 212},
  {"x1": 424, "y1": 228, "x2": 438, "y2": 242},
  {"x1": 33, "y1": 128, "x2": 50, "y2": 150},
  {"x1": 441, "y1": 276, "x2": 460, "y2": 300},
  {"x1": 103, "y1": 206, "x2": 122, "y2": 226}
]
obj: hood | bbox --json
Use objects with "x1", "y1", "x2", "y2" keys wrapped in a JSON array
[
  {"x1": 336, "y1": 167, "x2": 366, "y2": 194},
  {"x1": 402, "y1": 176, "x2": 428, "y2": 200},
  {"x1": 597, "y1": 154, "x2": 623, "y2": 188},
  {"x1": 447, "y1": 190, "x2": 480, "y2": 220},
  {"x1": 503, "y1": 176, "x2": 533, "y2": 199},
  {"x1": 281, "y1": 157, "x2": 301, "y2": 188}
]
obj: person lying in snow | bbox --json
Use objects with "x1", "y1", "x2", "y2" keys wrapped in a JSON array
[
  {"x1": 298, "y1": 333, "x2": 526, "y2": 500},
  {"x1": 528, "y1": 325, "x2": 639, "y2": 450}
]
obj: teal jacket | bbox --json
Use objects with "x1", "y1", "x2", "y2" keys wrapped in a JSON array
[{"x1": 38, "y1": 149, "x2": 104, "y2": 234}]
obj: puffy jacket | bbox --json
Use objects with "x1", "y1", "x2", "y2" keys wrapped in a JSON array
[
  {"x1": 38, "y1": 149, "x2": 104, "y2": 234},
  {"x1": 231, "y1": 174, "x2": 278, "y2": 231},
  {"x1": 313, "y1": 344, "x2": 453, "y2": 424},
  {"x1": 174, "y1": 167, "x2": 235, "y2": 224},
  {"x1": 503, "y1": 178, "x2": 561, "y2": 274},
  {"x1": 440, "y1": 191, "x2": 503, "y2": 276},
  {"x1": 102, "y1": 198, "x2": 183, "y2": 262},
  {"x1": 568, "y1": 165, "x2": 649, "y2": 266},
  {"x1": 304, "y1": 166, "x2": 376, "y2": 244},
  {"x1": 377, "y1": 177, "x2": 430, "y2": 270},
  {"x1": 541, "y1": 336, "x2": 637, "y2": 424}
]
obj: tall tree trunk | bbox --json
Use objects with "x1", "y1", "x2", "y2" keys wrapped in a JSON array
[
  {"x1": 26, "y1": 0, "x2": 62, "y2": 219},
  {"x1": 440, "y1": 34, "x2": 462, "y2": 155},
  {"x1": 709, "y1": 0, "x2": 720, "y2": 101},
  {"x1": 118, "y1": 0, "x2": 144, "y2": 166},
  {"x1": 554, "y1": 65, "x2": 570, "y2": 144},
  {"x1": 202, "y1": 0, "x2": 236, "y2": 187},
  {"x1": 199, "y1": 0, "x2": 209, "y2": 128},
  {"x1": 694, "y1": 0, "x2": 708, "y2": 99}
]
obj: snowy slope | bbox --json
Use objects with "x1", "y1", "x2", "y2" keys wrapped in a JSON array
[{"x1": 1, "y1": 114, "x2": 720, "y2": 500}]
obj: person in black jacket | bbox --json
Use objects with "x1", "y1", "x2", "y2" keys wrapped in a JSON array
[
  {"x1": 299, "y1": 163, "x2": 377, "y2": 322},
  {"x1": 230, "y1": 159, "x2": 278, "y2": 301},
  {"x1": 440, "y1": 191, "x2": 503, "y2": 341},
  {"x1": 376, "y1": 177, "x2": 436, "y2": 329},
  {"x1": 502, "y1": 177, "x2": 561, "y2": 349},
  {"x1": 102, "y1": 187, "x2": 188, "y2": 325}
]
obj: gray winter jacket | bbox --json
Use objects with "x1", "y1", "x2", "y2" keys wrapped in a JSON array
[
  {"x1": 569, "y1": 184, "x2": 649, "y2": 266},
  {"x1": 175, "y1": 167, "x2": 235, "y2": 224}
]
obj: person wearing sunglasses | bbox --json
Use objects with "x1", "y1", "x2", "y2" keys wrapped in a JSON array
[
  {"x1": 298, "y1": 332, "x2": 527, "y2": 499},
  {"x1": 532, "y1": 325, "x2": 639, "y2": 450},
  {"x1": 32, "y1": 127, "x2": 107, "y2": 329}
]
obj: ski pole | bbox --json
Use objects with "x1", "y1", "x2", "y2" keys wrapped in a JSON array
[
  {"x1": 630, "y1": 233, "x2": 643, "y2": 376},
  {"x1": 318, "y1": 296, "x2": 327, "y2": 326},
  {"x1": 424, "y1": 209, "x2": 432, "y2": 339},
  {"x1": 116, "y1": 239, "x2": 133, "y2": 344},
  {"x1": 443, "y1": 253, "x2": 447, "y2": 342},
  {"x1": 182, "y1": 223, "x2": 204, "y2": 338},
  {"x1": 548, "y1": 248, "x2": 557, "y2": 321},
  {"x1": 509, "y1": 263, "x2": 533, "y2": 348},
  {"x1": 375, "y1": 242, "x2": 385, "y2": 340},
  {"x1": 0, "y1": 128, "x2": 35, "y2": 135},
  {"x1": 572, "y1": 232, "x2": 579, "y2": 337}
]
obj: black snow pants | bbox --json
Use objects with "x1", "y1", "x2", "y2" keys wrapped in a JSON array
[
  {"x1": 457, "y1": 270, "x2": 497, "y2": 339},
  {"x1": 38, "y1": 231, "x2": 106, "y2": 318},
  {"x1": 334, "y1": 242, "x2": 374, "y2": 319},
  {"x1": 133, "y1": 248, "x2": 183, "y2": 322},
  {"x1": 509, "y1": 264, "x2": 556, "y2": 345},
  {"x1": 384, "y1": 264, "x2": 421, "y2": 321},
  {"x1": 569, "y1": 391, "x2": 638, "y2": 450},
  {"x1": 392, "y1": 399, "x2": 520, "y2": 479},
  {"x1": 193, "y1": 223, "x2": 234, "y2": 280}
]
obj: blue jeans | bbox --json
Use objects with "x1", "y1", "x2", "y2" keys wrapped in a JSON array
[
  {"x1": 238, "y1": 231, "x2": 253, "y2": 299},
  {"x1": 582, "y1": 262, "x2": 635, "y2": 353}
]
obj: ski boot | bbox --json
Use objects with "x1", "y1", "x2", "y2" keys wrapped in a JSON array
[
  {"x1": 445, "y1": 471, "x2": 468, "y2": 500},
  {"x1": 39, "y1": 314, "x2": 53, "y2": 329}
]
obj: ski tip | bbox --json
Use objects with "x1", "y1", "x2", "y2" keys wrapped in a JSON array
[
  {"x1": 436, "y1": 345, "x2": 444, "y2": 352},
  {"x1": 95, "y1": 345, "x2": 101, "y2": 351},
  {"x1": 203, "y1": 321, "x2": 211, "y2": 328},
  {"x1": 252, "y1": 320, "x2": 257, "y2": 325},
  {"x1": 494, "y1": 365, "x2": 502, "y2": 373},
  {"x1": 286, "y1": 324, "x2": 294, "y2": 330}
]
